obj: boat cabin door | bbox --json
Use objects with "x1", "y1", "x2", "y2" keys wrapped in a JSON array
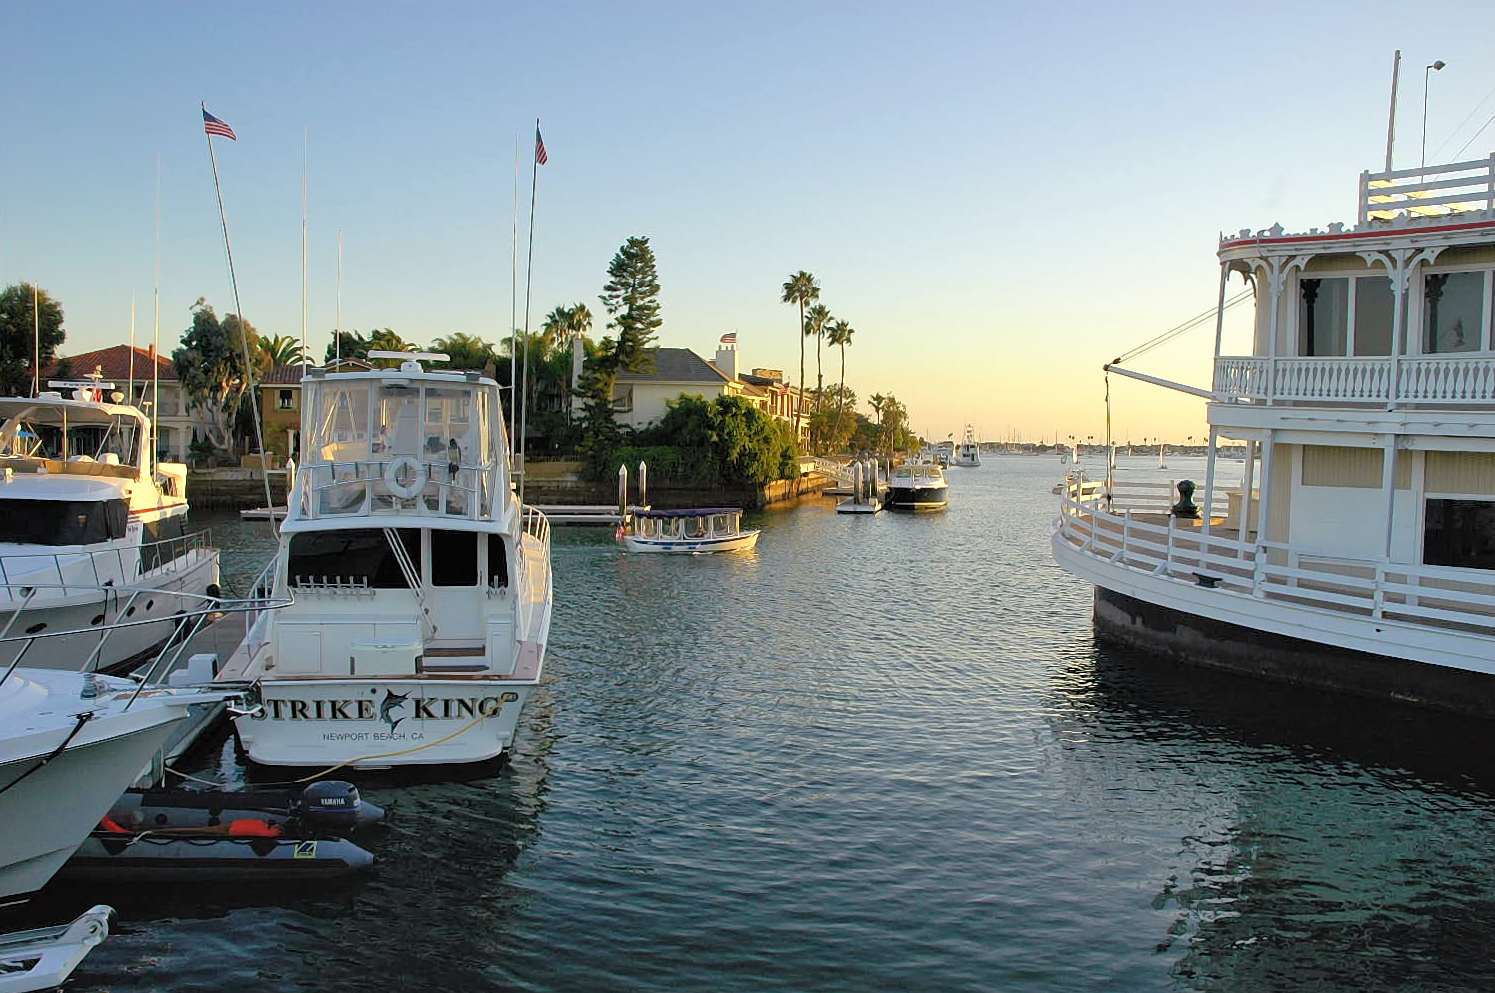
[{"x1": 422, "y1": 528, "x2": 490, "y2": 650}]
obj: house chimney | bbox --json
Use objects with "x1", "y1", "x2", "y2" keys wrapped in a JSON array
[{"x1": 715, "y1": 336, "x2": 738, "y2": 380}]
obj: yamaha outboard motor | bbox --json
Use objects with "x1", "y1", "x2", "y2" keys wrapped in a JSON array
[{"x1": 296, "y1": 781, "x2": 372, "y2": 834}]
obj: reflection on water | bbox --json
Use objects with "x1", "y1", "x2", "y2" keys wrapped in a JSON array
[{"x1": 28, "y1": 459, "x2": 1495, "y2": 991}]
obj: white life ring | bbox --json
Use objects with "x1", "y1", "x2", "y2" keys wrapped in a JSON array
[{"x1": 383, "y1": 456, "x2": 428, "y2": 499}]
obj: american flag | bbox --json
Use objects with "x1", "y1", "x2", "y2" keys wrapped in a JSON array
[
  {"x1": 720, "y1": 332, "x2": 736, "y2": 344},
  {"x1": 534, "y1": 126, "x2": 548, "y2": 165},
  {"x1": 202, "y1": 108, "x2": 237, "y2": 141}
]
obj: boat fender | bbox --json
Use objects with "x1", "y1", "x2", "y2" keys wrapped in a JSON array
[
  {"x1": 98, "y1": 815, "x2": 129, "y2": 834},
  {"x1": 383, "y1": 457, "x2": 427, "y2": 499}
]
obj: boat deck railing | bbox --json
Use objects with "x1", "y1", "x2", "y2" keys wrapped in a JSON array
[
  {"x1": 1359, "y1": 154, "x2": 1495, "y2": 223},
  {"x1": 0, "y1": 529, "x2": 214, "y2": 604},
  {"x1": 1215, "y1": 355, "x2": 1495, "y2": 407},
  {"x1": 1058, "y1": 483, "x2": 1495, "y2": 634},
  {"x1": 293, "y1": 458, "x2": 500, "y2": 522}
]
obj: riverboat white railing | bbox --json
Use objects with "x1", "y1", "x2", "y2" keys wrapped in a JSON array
[
  {"x1": 1359, "y1": 154, "x2": 1495, "y2": 223},
  {"x1": 0, "y1": 529, "x2": 214, "y2": 604},
  {"x1": 1214, "y1": 355, "x2": 1495, "y2": 405},
  {"x1": 1057, "y1": 480, "x2": 1495, "y2": 634}
]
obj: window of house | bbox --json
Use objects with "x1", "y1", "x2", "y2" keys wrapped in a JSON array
[
  {"x1": 278, "y1": 389, "x2": 294, "y2": 410},
  {"x1": 611, "y1": 386, "x2": 633, "y2": 412},
  {"x1": 1423, "y1": 498, "x2": 1495, "y2": 570},
  {"x1": 1423, "y1": 270, "x2": 1487, "y2": 353},
  {"x1": 1300, "y1": 277, "x2": 1349, "y2": 356}
]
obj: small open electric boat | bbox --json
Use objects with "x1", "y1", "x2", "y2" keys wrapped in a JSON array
[{"x1": 622, "y1": 509, "x2": 760, "y2": 554}]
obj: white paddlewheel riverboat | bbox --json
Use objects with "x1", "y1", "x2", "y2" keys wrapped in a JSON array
[
  {"x1": 217, "y1": 354, "x2": 552, "y2": 769},
  {"x1": 1054, "y1": 151, "x2": 1495, "y2": 715}
]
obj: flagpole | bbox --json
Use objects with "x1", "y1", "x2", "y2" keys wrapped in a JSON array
[
  {"x1": 510, "y1": 133, "x2": 519, "y2": 460},
  {"x1": 519, "y1": 118, "x2": 540, "y2": 506},
  {"x1": 203, "y1": 103, "x2": 276, "y2": 528}
]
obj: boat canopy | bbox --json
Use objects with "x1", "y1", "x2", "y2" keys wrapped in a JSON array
[
  {"x1": 634, "y1": 508, "x2": 743, "y2": 518},
  {"x1": 0, "y1": 396, "x2": 147, "y2": 476}
]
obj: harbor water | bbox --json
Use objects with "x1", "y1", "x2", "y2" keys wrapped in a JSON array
[{"x1": 40, "y1": 457, "x2": 1495, "y2": 991}]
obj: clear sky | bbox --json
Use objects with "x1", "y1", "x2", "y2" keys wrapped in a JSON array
[{"x1": 6, "y1": 1, "x2": 1494, "y2": 442}]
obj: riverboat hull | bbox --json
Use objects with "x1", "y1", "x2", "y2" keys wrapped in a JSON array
[{"x1": 622, "y1": 530, "x2": 761, "y2": 554}]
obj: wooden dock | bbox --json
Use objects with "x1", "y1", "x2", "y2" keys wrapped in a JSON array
[{"x1": 531, "y1": 504, "x2": 650, "y2": 527}]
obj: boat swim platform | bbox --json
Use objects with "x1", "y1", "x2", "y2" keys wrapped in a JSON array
[{"x1": 240, "y1": 506, "x2": 288, "y2": 521}]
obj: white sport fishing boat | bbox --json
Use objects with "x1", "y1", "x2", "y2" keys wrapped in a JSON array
[
  {"x1": 954, "y1": 425, "x2": 981, "y2": 467},
  {"x1": 622, "y1": 508, "x2": 761, "y2": 552},
  {"x1": 217, "y1": 353, "x2": 553, "y2": 770},
  {"x1": 0, "y1": 382, "x2": 219, "y2": 672}
]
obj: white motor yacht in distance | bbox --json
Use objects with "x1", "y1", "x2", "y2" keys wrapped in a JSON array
[
  {"x1": 217, "y1": 353, "x2": 553, "y2": 770},
  {"x1": 954, "y1": 425, "x2": 981, "y2": 467},
  {"x1": 0, "y1": 383, "x2": 219, "y2": 672}
]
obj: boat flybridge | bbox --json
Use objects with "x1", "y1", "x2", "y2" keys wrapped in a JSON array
[
  {"x1": 216, "y1": 352, "x2": 553, "y2": 770},
  {"x1": 954, "y1": 426, "x2": 981, "y2": 467},
  {"x1": 0, "y1": 381, "x2": 219, "y2": 672},
  {"x1": 1053, "y1": 148, "x2": 1495, "y2": 715}
]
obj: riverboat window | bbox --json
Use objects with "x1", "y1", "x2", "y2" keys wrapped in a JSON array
[
  {"x1": 712, "y1": 513, "x2": 732, "y2": 534},
  {"x1": 1423, "y1": 498, "x2": 1495, "y2": 570},
  {"x1": 1353, "y1": 277, "x2": 1396, "y2": 356},
  {"x1": 430, "y1": 529, "x2": 478, "y2": 587},
  {"x1": 1300, "y1": 277, "x2": 1349, "y2": 356},
  {"x1": 685, "y1": 517, "x2": 706, "y2": 539},
  {"x1": 287, "y1": 528, "x2": 419, "y2": 588},
  {"x1": 0, "y1": 499, "x2": 128, "y2": 545},
  {"x1": 1423, "y1": 271, "x2": 1487, "y2": 353}
]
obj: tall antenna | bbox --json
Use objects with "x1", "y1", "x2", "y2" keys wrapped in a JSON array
[
  {"x1": 335, "y1": 229, "x2": 343, "y2": 365},
  {"x1": 153, "y1": 153, "x2": 161, "y2": 463},
  {"x1": 31, "y1": 281, "x2": 39, "y2": 397},
  {"x1": 128, "y1": 292, "x2": 136, "y2": 401},
  {"x1": 519, "y1": 119, "x2": 542, "y2": 506},
  {"x1": 510, "y1": 133, "x2": 519, "y2": 459},
  {"x1": 301, "y1": 128, "x2": 309, "y2": 377}
]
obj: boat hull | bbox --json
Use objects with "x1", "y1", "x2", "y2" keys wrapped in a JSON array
[
  {"x1": 622, "y1": 530, "x2": 761, "y2": 554},
  {"x1": 884, "y1": 486, "x2": 948, "y2": 512},
  {"x1": 0, "y1": 715, "x2": 186, "y2": 903},
  {"x1": 233, "y1": 679, "x2": 538, "y2": 769},
  {"x1": 0, "y1": 550, "x2": 220, "y2": 673}
]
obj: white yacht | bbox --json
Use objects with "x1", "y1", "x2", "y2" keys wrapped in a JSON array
[
  {"x1": 954, "y1": 425, "x2": 981, "y2": 467},
  {"x1": 217, "y1": 354, "x2": 553, "y2": 770},
  {"x1": 885, "y1": 460, "x2": 949, "y2": 512},
  {"x1": 0, "y1": 384, "x2": 219, "y2": 672},
  {"x1": 1054, "y1": 148, "x2": 1495, "y2": 714}
]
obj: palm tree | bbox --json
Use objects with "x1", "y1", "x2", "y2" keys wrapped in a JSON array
[
  {"x1": 256, "y1": 334, "x2": 306, "y2": 371},
  {"x1": 804, "y1": 303, "x2": 831, "y2": 419},
  {"x1": 781, "y1": 271, "x2": 819, "y2": 438},
  {"x1": 826, "y1": 318, "x2": 855, "y2": 440},
  {"x1": 541, "y1": 303, "x2": 593, "y2": 349},
  {"x1": 431, "y1": 332, "x2": 496, "y2": 372},
  {"x1": 367, "y1": 328, "x2": 414, "y2": 367}
]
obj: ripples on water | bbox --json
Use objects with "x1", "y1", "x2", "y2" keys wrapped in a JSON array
[{"x1": 33, "y1": 457, "x2": 1495, "y2": 991}]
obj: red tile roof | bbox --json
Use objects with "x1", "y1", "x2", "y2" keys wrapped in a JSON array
[
  {"x1": 45, "y1": 345, "x2": 175, "y2": 382},
  {"x1": 261, "y1": 364, "x2": 311, "y2": 385}
]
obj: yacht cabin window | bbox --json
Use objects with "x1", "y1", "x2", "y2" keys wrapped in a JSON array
[
  {"x1": 287, "y1": 528, "x2": 420, "y2": 588},
  {"x1": 487, "y1": 534, "x2": 508, "y2": 588},
  {"x1": 430, "y1": 529, "x2": 478, "y2": 587},
  {"x1": 0, "y1": 499, "x2": 128, "y2": 545}
]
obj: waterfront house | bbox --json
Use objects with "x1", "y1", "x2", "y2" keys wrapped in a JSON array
[
  {"x1": 257, "y1": 358, "x2": 372, "y2": 462},
  {"x1": 43, "y1": 344, "x2": 214, "y2": 464}
]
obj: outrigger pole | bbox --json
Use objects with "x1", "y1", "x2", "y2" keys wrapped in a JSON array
[
  {"x1": 202, "y1": 103, "x2": 277, "y2": 531},
  {"x1": 518, "y1": 118, "x2": 542, "y2": 506}
]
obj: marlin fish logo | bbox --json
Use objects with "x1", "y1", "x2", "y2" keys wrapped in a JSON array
[{"x1": 378, "y1": 689, "x2": 410, "y2": 732}]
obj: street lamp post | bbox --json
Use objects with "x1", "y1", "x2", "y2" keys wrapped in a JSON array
[{"x1": 1422, "y1": 59, "x2": 1446, "y2": 173}]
